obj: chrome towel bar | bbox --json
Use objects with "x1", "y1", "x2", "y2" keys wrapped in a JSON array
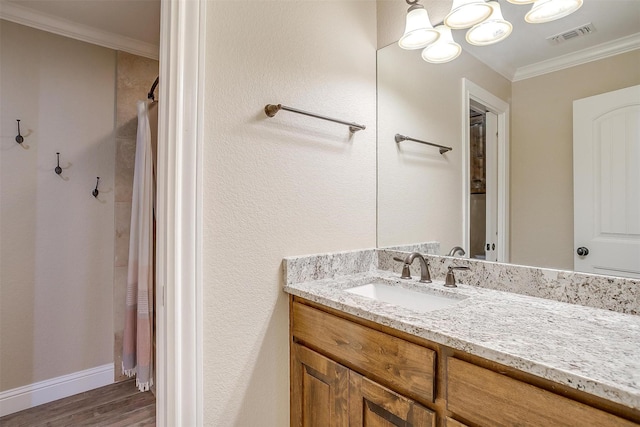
[
  {"x1": 264, "y1": 104, "x2": 366, "y2": 133},
  {"x1": 395, "y1": 134, "x2": 452, "y2": 155}
]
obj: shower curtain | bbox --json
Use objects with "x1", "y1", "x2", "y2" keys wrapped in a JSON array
[{"x1": 122, "y1": 100, "x2": 155, "y2": 392}]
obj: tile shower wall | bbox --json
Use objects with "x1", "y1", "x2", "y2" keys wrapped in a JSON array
[{"x1": 113, "y1": 51, "x2": 158, "y2": 382}]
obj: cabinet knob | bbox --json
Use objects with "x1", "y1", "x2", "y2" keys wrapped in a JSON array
[{"x1": 576, "y1": 247, "x2": 589, "y2": 257}]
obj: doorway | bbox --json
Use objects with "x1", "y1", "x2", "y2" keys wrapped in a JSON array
[
  {"x1": 0, "y1": 5, "x2": 160, "y2": 421},
  {"x1": 462, "y1": 79, "x2": 510, "y2": 263}
]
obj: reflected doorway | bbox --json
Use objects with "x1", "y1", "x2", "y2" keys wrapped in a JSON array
[
  {"x1": 462, "y1": 79, "x2": 509, "y2": 263},
  {"x1": 469, "y1": 105, "x2": 498, "y2": 261}
]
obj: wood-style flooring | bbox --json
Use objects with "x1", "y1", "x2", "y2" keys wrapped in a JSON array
[{"x1": 0, "y1": 379, "x2": 155, "y2": 426}]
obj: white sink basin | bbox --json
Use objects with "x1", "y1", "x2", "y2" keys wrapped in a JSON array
[{"x1": 346, "y1": 282, "x2": 463, "y2": 313}]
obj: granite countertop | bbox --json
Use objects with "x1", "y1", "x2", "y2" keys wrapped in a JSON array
[{"x1": 284, "y1": 269, "x2": 640, "y2": 411}]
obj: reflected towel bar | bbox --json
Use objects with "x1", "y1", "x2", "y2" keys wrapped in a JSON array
[
  {"x1": 395, "y1": 134, "x2": 452, "y2": 155},
  {"x1": 264, "y1": 104, "x2": 366, "y2": 133}
]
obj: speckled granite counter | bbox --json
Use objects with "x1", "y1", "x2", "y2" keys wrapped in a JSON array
[{"x1": 283, "y1": 250, "x2": 640, "y2": 412}]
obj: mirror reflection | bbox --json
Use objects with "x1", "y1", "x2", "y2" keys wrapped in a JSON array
[{"x1": 376, "y1": 1, "x2": 640, "y2": 277}]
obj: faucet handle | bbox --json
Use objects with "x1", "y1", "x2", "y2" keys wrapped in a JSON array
[
  {"x1": 444, "y1": 265, "x2": 470, "y2": 288},
  {"x1": 393, "y1": 256, "x2": 412, "y2": 279}
]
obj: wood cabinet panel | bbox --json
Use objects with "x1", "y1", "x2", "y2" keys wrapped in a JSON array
[
  {"x1": 447, "y1": 357, "x2": 638, "y2": 427},
  {"x1": 292, "y1": 343, "x2": 349, "y2": 427},
  {"x1": 292, "y1": 302, "x2": 435, "y2": 405},
  {"x1": 349, "y1": 371, "x2": 435, "y2": 427},
  {"x1": 444, "y1": 417, "x2": 468, "y2": 427}
]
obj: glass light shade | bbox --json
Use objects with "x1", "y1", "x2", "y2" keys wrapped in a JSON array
[
  {"x1": 422, "y1": 26, "x2": 462, "y2": 64},
  {"x1": 525, "y1": 0, "x2": 583, "y2": 23},
  {"x1": 444, "y1": 0, "x2": 494, "y2": 29},
  {"x1": 398, "y1": 5, "x2": 440, "y2": 50},
  {"x1": 506, "y1": 0, "x2": 535, "y2": 4},
  {"x1": 466, "y1": 2, "x2": 513, "y2": 46}
]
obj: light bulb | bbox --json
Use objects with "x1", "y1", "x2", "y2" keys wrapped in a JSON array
[
  {"x1": 422, "y1": 25, "x2": 462, "y2": 64},
  {"x1": 399, "y1": 4, "x2": 440, "y2": 50},
  {"x1": 525, "y1": 0, "x2": 583, "y2": 24},
  {"x1": 466, "y1": 2, "x2": 513, "y2": 46},
  {"x1": 444, "y1": 0, "x2": 494, "y2": 29}
]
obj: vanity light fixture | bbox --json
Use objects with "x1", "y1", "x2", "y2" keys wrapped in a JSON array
[
  {"x1": 525, "y1": 0, "x2": 584, "y2": 24},
  {"x1": 399, "y1": 0, "x2": 584, "y2": 64},
  {"x1": 422, "y1": 25, "x2": 462, "y2": 63},
  {"x1": 466, "y1": 1, "x2": 513, "y2": 46},
  {"x1": 444, "y1": 0, "x2": 494, "y2": 29},
  {"x1": 398, "y1": 0, "x2": 440, "y2": 50}
]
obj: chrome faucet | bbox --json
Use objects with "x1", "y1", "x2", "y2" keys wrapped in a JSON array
[
  {"x1": 393, "y1": 252, "x2": 432, "y2": 283},
  {"x1": 447, "y1": 246, "x2": 466, "y2": 257},
  {"x1": 445, "y1": 265, "x2": 470, "y2": 288}
]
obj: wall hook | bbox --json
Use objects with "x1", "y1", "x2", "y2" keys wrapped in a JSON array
[
  {"x1": 55, "y1": 152, "x2": 62, "y2": 175},
  {"x1": 92, "y1": 177, "x2": 100, "y2": 198},
  {"x1": 15, "y1": 119, "x2": 24, "y2": 144}
]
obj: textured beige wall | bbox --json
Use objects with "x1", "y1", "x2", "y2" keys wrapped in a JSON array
[
  {"x1": 113, "y1": 51, "x2": 158, "y2": 382},
  {"x1": 510, "y1": 50, "x2": 640, "y2": 270},
  {"x1": 0, "y1": 21, "x2": 115, "y2": 391},
  {"x1": 202, "y1": 2, "x2": 377, "y2": 425},
  {"x1": 377, "y1": 44, "x2": 511, "y2": 251}
]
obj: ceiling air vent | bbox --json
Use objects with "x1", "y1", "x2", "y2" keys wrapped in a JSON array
[{"x1": 547, "y1": 23, "x2": 596, "y2": 45}]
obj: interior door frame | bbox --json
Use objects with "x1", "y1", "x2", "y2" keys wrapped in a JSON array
[
  {"x1": 156, "y1": 0, "x2": 205, "y2": 425},
  {"x1": 461, "y1": 79, "x2": 510, "y2": 262}
]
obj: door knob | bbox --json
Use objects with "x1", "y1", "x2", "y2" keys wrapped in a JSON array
[{"x1": 576, "y1": 247, "x2": 589, "y2": 257}]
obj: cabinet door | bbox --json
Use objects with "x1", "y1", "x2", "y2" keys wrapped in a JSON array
[
  {"x1": 444, "y1": 417, "x2": 468, "y2": 427},
  {"x1": 349, "y1": 371, "x2": 435, "y2": 427},
  {"x1": 292, "y1": 343, "x2": 349, "y2": 427},
  {"x1": 447, "y1": 357, "x2": 638, "y2": 427}
]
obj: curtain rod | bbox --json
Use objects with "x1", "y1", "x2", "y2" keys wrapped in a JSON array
[{"x1": 148, "y1": 76, "x2": 159, "y2": 102}]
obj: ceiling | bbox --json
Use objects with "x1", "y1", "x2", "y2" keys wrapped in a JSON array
[
  {"x1": 458, "y1": 0, "x2": 640, "y2": 80},
  {"x1": 1, "y1": 0, "x2": 638, "y2": 80},
  {"x1": 1, "y1": 0, "x2": 160, "y2": 58}
]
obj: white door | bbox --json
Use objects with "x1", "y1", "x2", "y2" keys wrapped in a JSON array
[
  {"x1": 484, "y1": 111, "x2": 498, "y2": 262},
  {"x1": 573, "y1": 85, "x2": 640, "y2": 278}
]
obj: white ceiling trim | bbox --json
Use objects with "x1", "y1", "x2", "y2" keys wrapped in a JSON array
[
  {"x1": 512, "y1": 33, "x2": 640, "y2": 82},
  {"x1": 0, "y1": 1, "x2": 159, "y2": 60}
]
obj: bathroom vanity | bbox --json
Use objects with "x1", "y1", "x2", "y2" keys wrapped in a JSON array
[{"x1": 284, "y1": 249, "x2": 640, "y2": 426}]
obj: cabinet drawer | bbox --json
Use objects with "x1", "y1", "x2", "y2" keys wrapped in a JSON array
[
  {"x1": 292, "y1": 302, "x2": 435, "y2": 404},
  {"x1": 447, "y1": 357, "x2": 637, "y2": 427}
]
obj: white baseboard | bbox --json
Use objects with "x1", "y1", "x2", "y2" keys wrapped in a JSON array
[{"x1": 0, "y1": 363, "x2": 114, "y2": 417}]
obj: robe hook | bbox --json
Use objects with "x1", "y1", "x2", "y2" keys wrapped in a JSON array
[
  {"x1": 92, "y1": 177, "x2": 100, "y2": 198},
  {"x1": 15, "y1": 119, "x2": 24, "y2": 144},
  {"x1": 55, "y1": 152, "x2": 62, "y2": 175}
]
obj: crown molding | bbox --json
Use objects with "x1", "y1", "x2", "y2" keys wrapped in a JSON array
[
  {"x1": 0, "y1": 1, "x2": 159, "y2": 60},
  {"x1": 512, "y1": 33, "x2": 640, "y2": 82}
]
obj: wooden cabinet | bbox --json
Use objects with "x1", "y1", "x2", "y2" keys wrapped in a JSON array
[
  {"x1": 443, "y1": 417, "x2": 468, "y2": 427},
  {"x1": 447, "y1": 357, "x2": 638, "y2": 427},
  {"x1": 349, "y1": 371, "x2": 435, "y2": 427},
  {"x1": 291, "y1": 341, "x2": 434, "y2": 427},
  {"x1": 292, "y1": 300, "x2": 435, "y2": 406},
  {"x1": 290, "y1": 297, "x2": 640, "y2": 427},
  {"x1": 291, "y1": 300, "x2": 436, "y2": 427},
  {"x1": 291, "y1": 343, "x2": 349, "y2": 427}
]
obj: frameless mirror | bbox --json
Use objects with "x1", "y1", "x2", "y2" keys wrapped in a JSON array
[{"x1": 376, "y1": 0, "x2": 640, "y2": 277}]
